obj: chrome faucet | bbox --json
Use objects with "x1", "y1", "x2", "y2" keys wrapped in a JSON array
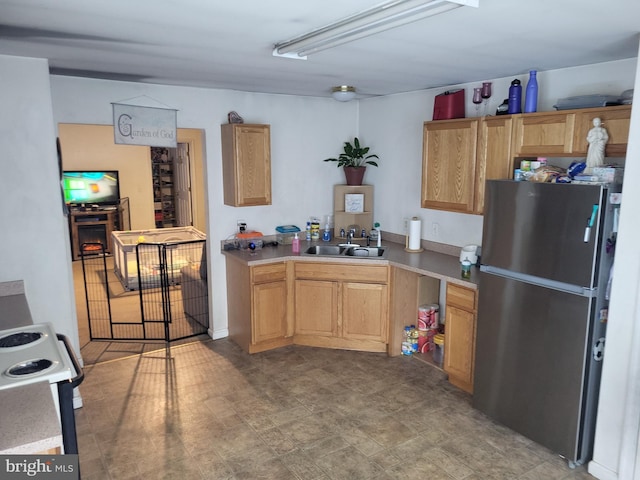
[{"x1": 347, "y1": 230, "x2": 354, "y2": 244}]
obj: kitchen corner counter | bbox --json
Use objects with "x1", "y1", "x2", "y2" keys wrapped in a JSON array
[{"x1": 221, "y1": 239, "x2": 479, "y2": 288}]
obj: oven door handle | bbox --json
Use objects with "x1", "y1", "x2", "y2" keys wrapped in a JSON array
[{"x1": 56, "y1": 334, "x2": 85, "y2": 388}]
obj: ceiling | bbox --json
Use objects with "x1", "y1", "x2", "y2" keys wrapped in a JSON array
[{"x1": 1, "y1": 0, "x2": 639, "y2": 99}]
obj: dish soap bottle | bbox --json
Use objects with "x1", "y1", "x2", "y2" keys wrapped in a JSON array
[
  {"x1": 322, "y1": 224, "x2": 331, "y2": 242},
  {"x1": 292, "y1": 233, "x2": 300, "y2": 253}
]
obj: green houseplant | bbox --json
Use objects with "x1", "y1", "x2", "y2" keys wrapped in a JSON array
[{"x1": 324, "y1": 137, "x2": 379, "y2": 185}]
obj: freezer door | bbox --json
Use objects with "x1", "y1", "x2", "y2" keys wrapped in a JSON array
[
  {"x1": 473, "y1": 272, "x2": 597, "y2": 464},
  {"x1": 482, "y1": 181, "x2": 605, "y2": 287}
]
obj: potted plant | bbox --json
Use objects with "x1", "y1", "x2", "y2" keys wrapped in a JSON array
[{"x1": 324, "y1": 137, "x2": 379, "y2": 185}]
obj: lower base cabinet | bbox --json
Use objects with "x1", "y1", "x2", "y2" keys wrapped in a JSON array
[
  {"x1": 444, "y1": 283, "x2": 477, "y2": 393},
  {"x1": 294, "y1": 262, "x2": 389, "y2": 352},
  {"x1": 226, "y1": 258, "x2": 293, "y2": 353}
]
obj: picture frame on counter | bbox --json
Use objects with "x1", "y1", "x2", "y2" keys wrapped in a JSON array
[{"x1": 344, "y1": 193, "x2": 364, "y2": 213}]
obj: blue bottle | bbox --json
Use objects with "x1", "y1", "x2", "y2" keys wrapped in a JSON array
[
  {"x1": 524, "y1": 70, "x2": 538, "y2": 113},
  {"x1": 508, "y1": 79, "x2": 522, "y2": 114}
]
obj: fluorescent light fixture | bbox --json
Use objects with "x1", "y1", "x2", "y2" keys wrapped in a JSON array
[
  {"x1": 273, "y1": 0, "x2": 478, "y2": 59},
  {"x1": 332, "y1": 86, "x2": 357, "y2": 102}
]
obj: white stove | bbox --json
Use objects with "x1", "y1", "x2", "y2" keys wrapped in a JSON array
[
  {"x1": 0, "y1": 322, "x2": 83, "y2": 454},
  {"x1": 0, "y1": 323, "x2": 74, "y2": 389}
]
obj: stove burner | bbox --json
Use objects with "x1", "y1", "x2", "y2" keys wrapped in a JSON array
[
  {"x1": 0, "y1": 331, "x2": 43, "y2": 348},
  {"x1": 5, "y1": 359, "x2": 55, "y2": 378}
]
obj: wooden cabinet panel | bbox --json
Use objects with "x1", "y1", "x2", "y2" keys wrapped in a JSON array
[
  {"x1": 572, "y1": 105, "x2": 631, "y2": 156},
  {"x1": 444, "y1": 283, "x2": 477, "y2": 393},
  {"x1": 294, "y1": 279, "x2": 339, "y2": 337},
  {"x1": 444, "y1": 304, "x2": 476, "y2": 392},
  {"x1": 422, "y1": 119, "x2": 478, "y2": 213},
  {"x1": 221, "y1": 123, "x2": 271, "y2": 206},
  {"x1": 295, "y1": 262, "x2": 388, "y2": 283},
  {"x1": 342, "y1": 282, "x2": 388, "y2": 343},
  {"x1": 512, "y1": 113, "x2": 576, "y2": 156},
  {"x1": 252, "y1": 262, "x2": 286, "y2": 283},
  {"x1": 475, "y1": 116, "x2": 515, "y2": 213},
  {"x1": 253, "y1": 280, "x2": 287, "y2": 344}
]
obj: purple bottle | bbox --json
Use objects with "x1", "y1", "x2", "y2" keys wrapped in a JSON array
[
  {"x1": 508, "y1": 79, "x2": 522, "y2": 114},
  {"x1": 524, "y1": 70, "x2": 538, "y2": 113}
]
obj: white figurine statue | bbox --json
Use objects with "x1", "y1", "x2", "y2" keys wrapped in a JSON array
[{"x1": 586, "y1": 117, "x2": 608, "y2": 168}]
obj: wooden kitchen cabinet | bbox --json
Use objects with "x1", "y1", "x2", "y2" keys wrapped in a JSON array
[
  {"x1": 225, "y1": 258, "x2": 293, "y2": 353},
  {"x1": 572, "y1": 105, "x2": 631, "y2": 157},
  {"x1": 444, "y1": 283, "x2": 477, "y2": 394},
  {"x1": 512, "y1": 105, "x2": 631, "y2": 157},
  {"x1": 422, "y1": 116, "x2": 515, "y2": 215},
  {"x1": 421, "y1": 118, "x2": 478, "y2": 213},
  {"x1": 294, "y1": 262, "x2": 389, "y2": 352},
  {"x1": 221, "y1": 123, "x2": 271, "y2": 206}
]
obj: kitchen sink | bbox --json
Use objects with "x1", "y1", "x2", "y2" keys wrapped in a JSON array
[
  {"x1": 305, "y1": 245, "x2": 346, "y2": 256},
  {"x1": 303, "y1": 245, "x2": 386, "y2": 259},
  {"x1": 344, "y1": 247, "x2": 385, "y2": 257}
]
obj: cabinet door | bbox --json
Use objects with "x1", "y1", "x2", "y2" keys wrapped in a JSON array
[
  {"x1": 444, "y1": 304, "x2": 476, "y2": 393},
  {"x1": 572, "y1": 106, "x2": 631, "y2": 156},
  {"x1": 422, "y1": 119, "x2": 478, "y2": 213},
  {"x1": 512, "y1": 112, "x2": 576, "y2": 156},
  {"x1": 294, "y1": 279, "x2": 339, "y2": 337},
  {"x1": 474, "y1": 116, "x2": 515, "y2": 214},
  {"x1": 253, "y1": 281, "x2": 287, "y2": 344},
  {"x1": 221, "y1": 124, "x2": 271, "y2": 206},
  {"x1": 342, "y1": 282, "x2": 388, "y2": 343}
]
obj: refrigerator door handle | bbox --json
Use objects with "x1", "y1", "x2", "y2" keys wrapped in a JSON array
[{"x1": 480, "y1": 265, "x2": 597, "y2": 297}]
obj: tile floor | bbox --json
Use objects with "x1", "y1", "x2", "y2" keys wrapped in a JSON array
[{"x1": 75, "y1": 338, "x2": 596, "y2": 480}]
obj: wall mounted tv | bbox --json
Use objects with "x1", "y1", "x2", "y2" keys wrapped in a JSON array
[{"x1": 62, "y1": 171, "x2": 120, "y2": 206}]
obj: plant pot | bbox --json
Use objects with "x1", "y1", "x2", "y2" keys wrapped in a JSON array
[{"x1": 344, "y1": 166, "x2": 366, "y2": 186}]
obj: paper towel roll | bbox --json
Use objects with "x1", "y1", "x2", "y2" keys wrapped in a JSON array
[{"x1": 408, "y1": 217, "x2": 422, "y2": 251}]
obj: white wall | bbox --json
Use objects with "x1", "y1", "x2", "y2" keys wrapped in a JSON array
[
  {"x1": 0, "y1": 55, "x2": 80, "y2": 355},
  {"x1": 590, "y1": 53, "x2": 640, "y2": 479},
  {"x1": 359, "y1": 58, "x2": 637, "y2": 248}
]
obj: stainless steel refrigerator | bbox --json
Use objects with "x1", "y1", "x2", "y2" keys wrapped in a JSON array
[{"x1": 473, "y1": 180, "x2": 620, "y2": 467}]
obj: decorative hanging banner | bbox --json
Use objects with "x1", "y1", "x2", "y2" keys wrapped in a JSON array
[{"x1": 112, "y1": 103, "x2": 177, "y2": 147}]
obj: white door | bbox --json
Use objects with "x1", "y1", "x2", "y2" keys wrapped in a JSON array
[{"x1": 173, "y1": 142, "x2": 193, "y2": 226}]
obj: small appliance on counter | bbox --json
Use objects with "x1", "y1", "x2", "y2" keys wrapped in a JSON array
[{"x1": 459, "y1": 245, "x2": 479, "y2": 265}]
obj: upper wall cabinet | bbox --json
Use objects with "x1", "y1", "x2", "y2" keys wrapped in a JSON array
[
  {"x1": 422, "y1": 116, "x2": 516, "y2": 215},
  {"x1": 423, "y1": 105, "x2": 631, "y2": 215},
  {"x1": 421, "y1": 118, "x2": 479, "y2": 213},
  {"x1": 512, "y1": 105, "x2": 631, "y2": 158},
  {"x1": 221, "y1": 124, "x2": 272, "y2": 207}
]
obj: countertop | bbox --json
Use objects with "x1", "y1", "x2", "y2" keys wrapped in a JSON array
[
  {"x1": 0, "y1": 381, "x2": 63, "y2": 454},
  {"x1": 222, "y1": 239, "x2": 479, "y2": 288}
]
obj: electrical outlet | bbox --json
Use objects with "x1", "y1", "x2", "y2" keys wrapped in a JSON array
[
  {"x1": 237, "y1": 220, "x2": 246, "y2": 233},
  {"x1": 431, "y1": 222, "x2": 440, "y2": 238}
]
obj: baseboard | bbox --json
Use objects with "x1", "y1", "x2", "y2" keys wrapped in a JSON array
[
  {"x1": 588, "y1": 460, "x2": 618, "y2": 480},
  {"x1": 209, "y1": 327, "x2": 228, "y2": 340}
]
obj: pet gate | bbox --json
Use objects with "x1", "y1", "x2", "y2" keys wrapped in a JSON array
[{"x1": 80, "y1": 237, "x2": 208, "y2": 343}]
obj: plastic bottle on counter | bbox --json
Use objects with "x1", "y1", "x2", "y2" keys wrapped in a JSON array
[
  {"x1": 524, "y1": 70, "x2": 538, "y2": 113},
  {"x1": 401, "y1": 327, "x2": 413, "y2": 356},
  {"x1": 305, "y1": 221, "x2": 311, "y2": 241},
  {"x1": 311, "y1": 218, "x2": 320, "y2": 240},
  {"x1": 508, "y1": 79, "x2": 522, "y2": 114},
  {"x1": 461, "y1": 260, "x2": 472, "y2": 279},
  {"x1": 322, "y1": 224, "x2": 332, "y2": 242},
  {"x1": 292, "y1": 233, "x2": 300, "y2": 253}
]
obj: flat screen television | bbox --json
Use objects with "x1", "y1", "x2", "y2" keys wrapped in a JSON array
[{"x1": 62, "y1": 171, "x2": 120, "y2": 206}]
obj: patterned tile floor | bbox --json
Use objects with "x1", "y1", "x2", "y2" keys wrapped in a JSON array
[{"x1": 75, "y1": 338, "x2": 596, "y2": 479}]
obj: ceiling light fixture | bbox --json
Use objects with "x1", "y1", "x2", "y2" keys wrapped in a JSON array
[
  {"x1": 332, "y1": 86, "x2": 357, "y2": 102},
  {"x1": 273, "y1": 0, "x2": 479, "y2": 59}
]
